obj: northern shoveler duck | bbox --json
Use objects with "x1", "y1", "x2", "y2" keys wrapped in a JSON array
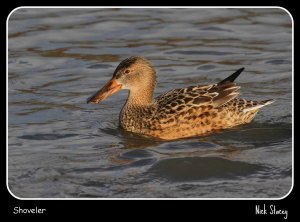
[{"x1": 87, "y1": 56, "x2": 274, "y2": 140}]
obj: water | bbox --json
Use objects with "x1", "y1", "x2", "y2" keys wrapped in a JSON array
[{"x1": 7, "y1": 7, "x2": 292, "y2": 198}]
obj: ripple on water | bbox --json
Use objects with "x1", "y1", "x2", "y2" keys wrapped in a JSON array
[
  {"x1": 18, "y1": 133, "x2": 79, "y2": 140},
  {"x1": 165, "y1": 50, "x2": 233, "y2": 56},
  {"x1": 265, "y1": 59, "x2": 292, "y2": 65},
  {"x1": 197, "y1": 64, "x2": 217, "y2": 70},
  {"x1": 148, "y1": 157, "x2": 268, "y2": 182},
  {"x1": 87, "y1": 64, "x2": 114, "y2": 69}
]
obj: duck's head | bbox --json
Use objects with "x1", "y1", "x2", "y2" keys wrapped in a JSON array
[{"x1": 87, "y1": 56, "x2": 156, "y2": 104}]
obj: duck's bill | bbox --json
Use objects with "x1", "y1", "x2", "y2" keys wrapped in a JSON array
[{"x1": 87, "y1": 79, "x2": 122, "y2": 104}]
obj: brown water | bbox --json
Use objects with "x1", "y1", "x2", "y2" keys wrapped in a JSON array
[{"x1": 7, "y1": 7, "x2": 292, "y2": 198}]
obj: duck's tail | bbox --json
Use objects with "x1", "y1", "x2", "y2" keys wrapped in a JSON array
[
  {"x1": 242, "y1": 99, "x2": 275, "y2": 113},
  {"x1": 218, "y1": 67, "x2": 245, "y2": 85}
]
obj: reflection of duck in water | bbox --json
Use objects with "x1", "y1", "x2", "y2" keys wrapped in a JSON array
[{"x1": 87, "y1": 56, "x2": 274, "y2": 140}]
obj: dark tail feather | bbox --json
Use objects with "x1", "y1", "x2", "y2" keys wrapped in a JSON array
[{"x1": 218, "y1": 67, "x2": 245, "y2": 85}]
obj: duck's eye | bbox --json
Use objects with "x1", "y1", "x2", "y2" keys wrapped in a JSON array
[{"x1": 125, "y1": 70, "x2": 130, "y2": 74}]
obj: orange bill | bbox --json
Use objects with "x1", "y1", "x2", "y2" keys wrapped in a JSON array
[{"x1": 87, "y1": 79, "x2": 122, "y2": 104}]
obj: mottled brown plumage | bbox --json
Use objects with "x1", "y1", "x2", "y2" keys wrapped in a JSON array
[{"x1": 87, "y1": 56, "x2": 274, "y2": 140}]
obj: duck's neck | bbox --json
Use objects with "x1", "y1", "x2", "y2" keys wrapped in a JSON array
[
  {"x1": 119, "y1": 75, "x2": 157, "y2": 131},
  {"x1": 125, "y1": 88, "x2": 154, "y2": 108},
  {"x1": 119, "y1": 88, "x2": 154, "y2": 129}
]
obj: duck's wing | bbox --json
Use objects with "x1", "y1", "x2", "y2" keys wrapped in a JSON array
[
  {"x1": 154, "y1": 67, "x2": 245, "y2": 111},
  {"x1": 154, "y1": 82, "x2": 240, "y2": 112},
  {"x1": 150, "y1": 82, "x2": 240, "y2": 130}
]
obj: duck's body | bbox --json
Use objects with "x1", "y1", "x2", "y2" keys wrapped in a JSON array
[
  {"x1": 119, "y1": 81, "x2": 273, "y2": 140},
  {"x1": 87, "y1": 56, "x2": 274, "y2": 140}
]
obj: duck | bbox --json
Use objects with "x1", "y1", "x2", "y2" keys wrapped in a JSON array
[{"x1": 87, "y1": 56, "x2": 274, "y2": 140}]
